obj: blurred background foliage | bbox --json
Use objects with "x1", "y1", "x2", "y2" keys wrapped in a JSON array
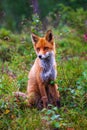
[{"x1": 0, "y1": 0, "x2": 87, "y2": 32}]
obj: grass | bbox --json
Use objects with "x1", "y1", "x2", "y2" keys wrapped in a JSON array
[{"x1": 0, "y1": 27, "x2": 87, "y2": 130}]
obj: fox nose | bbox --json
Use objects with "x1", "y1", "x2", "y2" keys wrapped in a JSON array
[{"x1": 38, "y1": 55, "x2": 42, "y2": 59}]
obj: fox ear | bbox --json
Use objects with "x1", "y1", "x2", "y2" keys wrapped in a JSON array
[
  {"x1": 31, "y1": 33, "x2": 39, "y2": 44},
  {"x1": 45, "y1": 30, "x2": 53, "y2": 42}
]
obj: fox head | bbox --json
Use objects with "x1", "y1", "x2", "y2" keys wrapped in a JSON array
[{"x1": 31, "y1": 30, "x2": 55, "y2": 60}]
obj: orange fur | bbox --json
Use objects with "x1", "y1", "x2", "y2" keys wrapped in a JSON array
[
  {"x1": 27, "y1": 30, "x2": 60, "y2": 108},
  {"x1": 14, "y1": 30, "x2": 60, "y2": 109}
]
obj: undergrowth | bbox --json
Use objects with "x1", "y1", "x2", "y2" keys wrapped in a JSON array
[{"x1": 0, "y1": 27, "x2": 87, "y2": 130}]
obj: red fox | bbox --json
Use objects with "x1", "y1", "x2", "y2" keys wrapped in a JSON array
[{"x1": 14, "y1": 30, "x2": 60, "y2": 109}]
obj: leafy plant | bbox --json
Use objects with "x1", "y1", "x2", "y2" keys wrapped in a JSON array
[{"x1": 0, "y1": 26, "x2": 87, "y2": 130}]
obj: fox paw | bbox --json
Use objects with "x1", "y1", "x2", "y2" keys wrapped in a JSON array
[{"x1": 42, "y1": 96, "x2": 48, "y2": 108}]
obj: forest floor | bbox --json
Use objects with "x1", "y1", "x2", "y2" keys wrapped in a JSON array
[{"x1": 0, "y1": 26, "x2": 87, "y2": 130}]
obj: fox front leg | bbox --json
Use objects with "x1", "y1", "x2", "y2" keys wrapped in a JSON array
[
  {"x1": 39, "y1": 83, "x2": 48, "y2": 108},
  {"x1": 49, "y1": 84, "x2": 60, "y2": 108}
]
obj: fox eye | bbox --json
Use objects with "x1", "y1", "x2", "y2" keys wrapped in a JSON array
[
  {"x1": 36, "y1": 47, "x2": 40, "y2": 52},
  {"x1": 44, "y1": 47, "x2": 49, "y2": 51}
]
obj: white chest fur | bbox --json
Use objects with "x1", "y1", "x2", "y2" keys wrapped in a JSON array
[{"x1": 40, "y1": 54, "x2": 57, "y2": 82}]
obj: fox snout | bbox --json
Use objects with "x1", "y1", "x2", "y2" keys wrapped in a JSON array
[
  {"x1": 38, "y1": 55, "x2": 42, "y2": 59},
  {"x1": 38, "y1": 52, "x2": 51, "y2": 60},
  {"x1": 38, "y1": 54, "x2": 48, "y2": 59}
]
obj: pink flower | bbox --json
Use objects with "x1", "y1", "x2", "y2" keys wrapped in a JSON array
[{"x1": 83, "y1": 34, "x2": 87, "y2": 41}]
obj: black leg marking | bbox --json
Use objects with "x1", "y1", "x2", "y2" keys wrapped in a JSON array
[{"x1": 56, "y1": 99, "x2": 60, "y2": 108}]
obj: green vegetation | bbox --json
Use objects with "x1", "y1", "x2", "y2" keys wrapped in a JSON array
[
  {"x1": 0, "y1": 25, "x2": 87, "y2": 130},
  {"x1": 0, "y1": 1, "x2": 87, "y2": 130},
  {"x1": 0, "y1": 0, "x2": 87, "y2": 31}
]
